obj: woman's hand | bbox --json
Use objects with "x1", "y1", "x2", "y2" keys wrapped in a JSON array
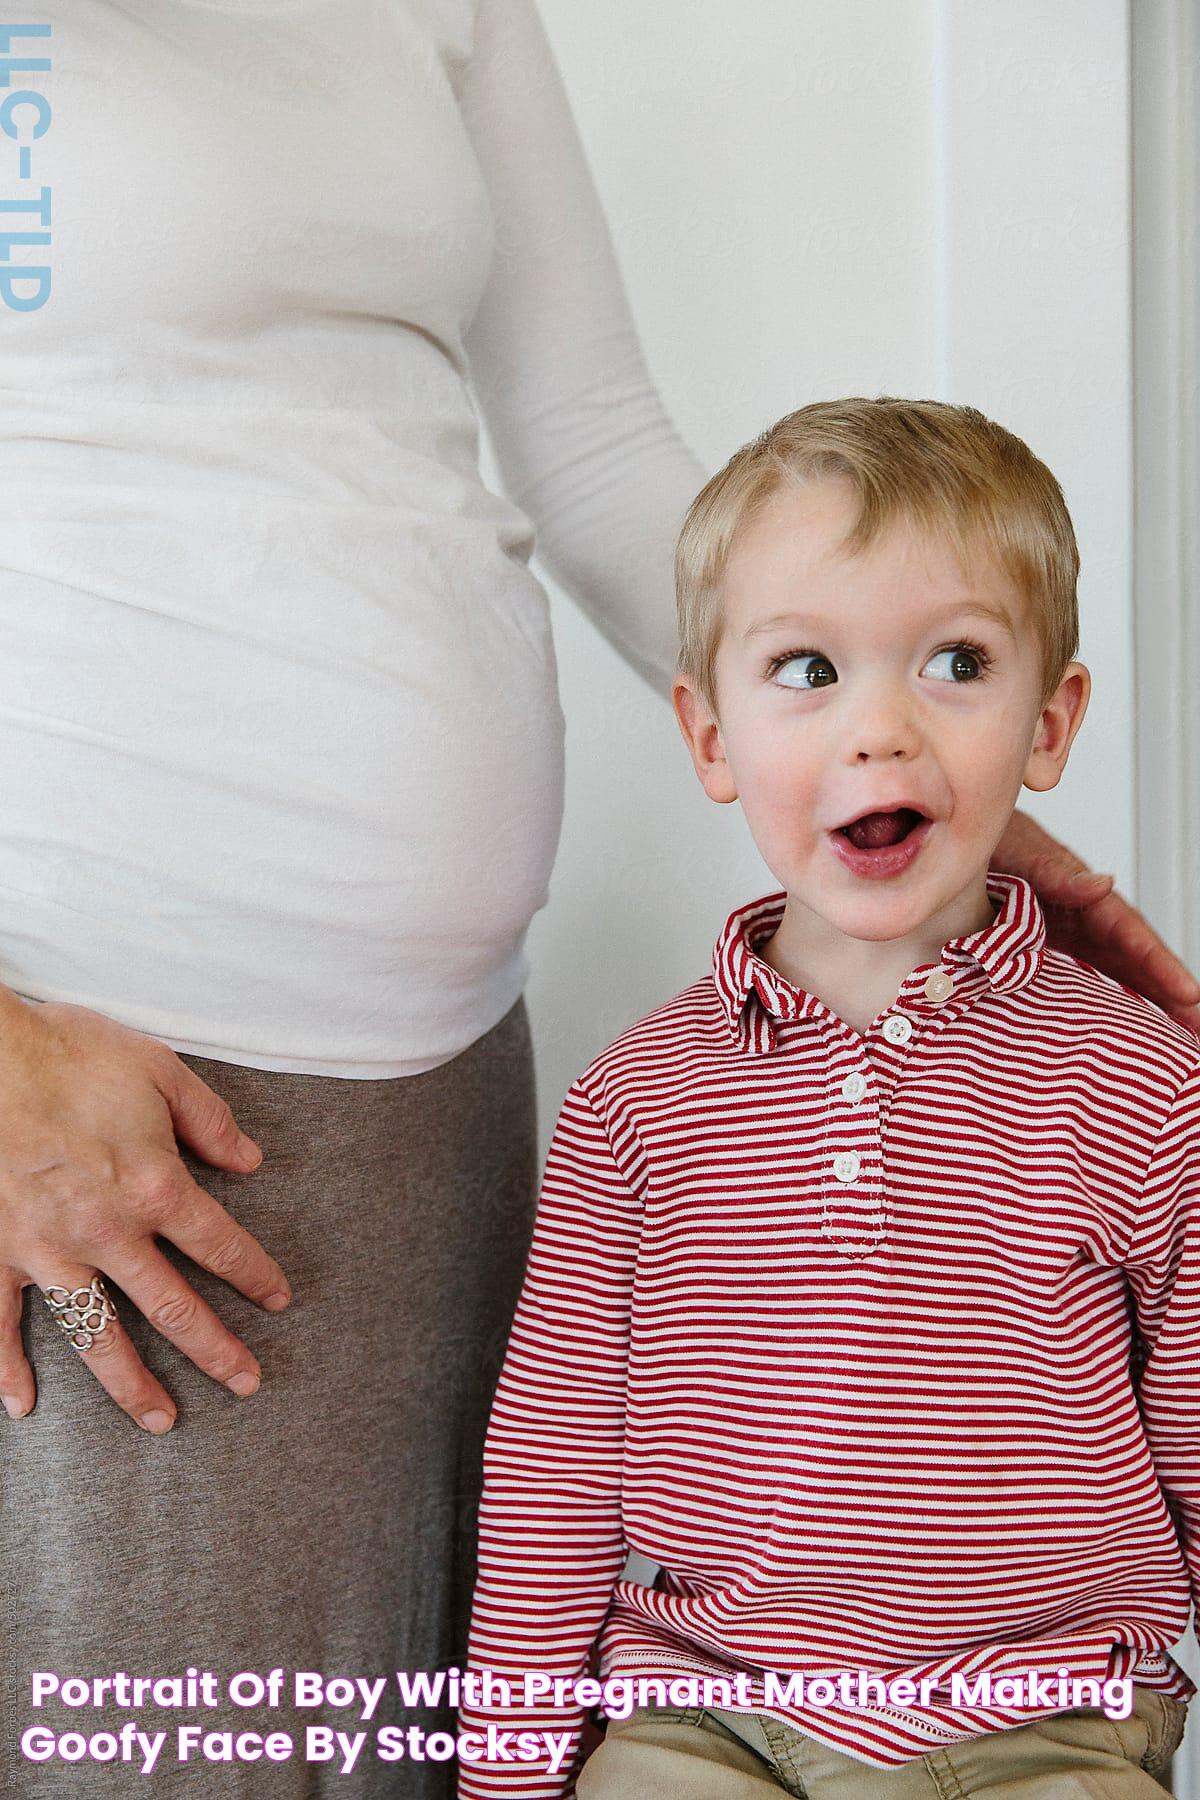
[
  {"x1": 0, "y1": 992, "x2": 291, "y2": 1432},
  {"x1": 991, "y1": 810, "x2": 1200, "y2": 1040}
]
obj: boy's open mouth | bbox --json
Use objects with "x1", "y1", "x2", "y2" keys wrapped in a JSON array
[{"x1": 834, "y1": 807, "x2": 928, "y2": 851}]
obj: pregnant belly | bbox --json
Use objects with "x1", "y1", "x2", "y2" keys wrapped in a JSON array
[{"x1": 0, "y1": 506, "x2": 566, "y2": 1069}]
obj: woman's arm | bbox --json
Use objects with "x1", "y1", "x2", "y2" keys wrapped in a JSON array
[{"x1": 458, "y1": 0, "x2": 707, "y2": 700}]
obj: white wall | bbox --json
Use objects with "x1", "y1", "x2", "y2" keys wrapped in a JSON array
[{"x1": 521, "y1": 0, "x2": 1134, "y2": 1136}]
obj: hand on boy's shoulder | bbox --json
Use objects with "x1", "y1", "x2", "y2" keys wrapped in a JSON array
[
  {"x1": 993, "y1": 809, "x2": 1200, "y2": 1041},
  {"x1": 1045, "y1": 940, "x2": 1200, "y2": 1063}
]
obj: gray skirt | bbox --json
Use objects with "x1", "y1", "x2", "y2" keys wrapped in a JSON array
[{"x1": 1, "y1": 996, "x2": 539, "y2": 1798}]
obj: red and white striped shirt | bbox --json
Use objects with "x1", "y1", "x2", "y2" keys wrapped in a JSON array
[{"x1": 459, "y1": 871, "x2": 1200, "y2": 1795}]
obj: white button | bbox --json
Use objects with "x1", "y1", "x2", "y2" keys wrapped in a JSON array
[
  {"x1": 833, "y1": 1150, "x2": 861, "y2": 1182},
  {"x1": 841, "y1": 1072, "x2": 867, "y2": 1104},
  {"x1": 882, "y1": 1013, "x2": 913, "y2": 1045},
  {"x1": 923, "y1": 970, "x2": 954, "y2": 1003}
]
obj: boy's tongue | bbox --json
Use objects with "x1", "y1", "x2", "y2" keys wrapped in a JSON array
[{"x1": 843, "y1": 809, "x2": 914, "y2": 850}]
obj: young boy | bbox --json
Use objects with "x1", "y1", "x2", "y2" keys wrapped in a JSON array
[{"x1": 456, "y1": 399, "x2": 1198, "y2": 1798}]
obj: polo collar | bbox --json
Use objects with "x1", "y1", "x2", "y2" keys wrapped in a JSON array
[{"x1": 712, "y1": 869, "x2": 1047, "y2": 1053}]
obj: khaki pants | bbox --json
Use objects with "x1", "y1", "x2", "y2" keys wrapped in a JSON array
[{"x1": 576, "y1": 1683, "x2": 1188, "y2": 1798}]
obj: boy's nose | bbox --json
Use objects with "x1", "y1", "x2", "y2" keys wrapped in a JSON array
[{"x1": 845, "y1": 683, "x2": 922, "y2": 762}]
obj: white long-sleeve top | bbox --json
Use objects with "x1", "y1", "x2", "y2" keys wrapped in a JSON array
[{"x1": 0, "y1": 0, "x2": 705, "y2": 1075}]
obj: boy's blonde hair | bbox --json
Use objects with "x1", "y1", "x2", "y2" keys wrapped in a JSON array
[{"x1": 675, "y1": 396, "x2": 1079, "y2": 717}]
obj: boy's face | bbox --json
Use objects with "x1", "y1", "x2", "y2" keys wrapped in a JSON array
[{"x1": 673, "y1": 476, "x2": 1091, "y2": 947}]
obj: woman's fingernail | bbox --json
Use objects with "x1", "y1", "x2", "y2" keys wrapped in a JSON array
[
  {"x1": 2, "y1": 1395, "x2": 29, "y2": 1419},
  {"x1": 1071, "y1": 869, "x2": 1113, "y2": 882},
  {"x1": 140, "y1": 1409, "x2": 175, "y2": 1434},
  {"x1": 263, "y1": 1291, "x2": 290, "y2": 1312},
  {"x1": 227, "y1": 1371, "x2": 260, "y2": 1398}
]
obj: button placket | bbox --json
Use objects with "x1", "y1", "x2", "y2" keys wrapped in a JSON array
[
  {"x1": 821, "y1": 1187, "x2": 887, "y2": 1257},
  {"x1": 824, "y1": 1032, "x2": 887, "y2": 1260},
  {"x1": 821, "y1": 999, "x2": 927, "y2": 1259},
  {"x1": 819, "y1": 961, "x2": 968, "y2": 1259}
]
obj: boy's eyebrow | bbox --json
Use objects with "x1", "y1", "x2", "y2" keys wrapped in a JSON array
[{"x1": 744, "y1": 599, "x2": 1018, "y2": 644}]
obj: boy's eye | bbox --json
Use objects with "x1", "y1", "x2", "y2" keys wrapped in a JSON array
[
  {"x1": 769, "y1": 651, "x2": 835, "y2": 689},
  {"x1": 923, "y1": 643, "x2": 993, "y2": 682},
  {"x1": 766, "y1": 640, "x2": 993, "y2": 689}
]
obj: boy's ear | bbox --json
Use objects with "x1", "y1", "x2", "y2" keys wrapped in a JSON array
[
  {"x1": 672, "y1": 675, "x2": 738, "y2": 804},
  {"x1": 1022, "y1": 661, "x2": 1092, "y2": 794}
]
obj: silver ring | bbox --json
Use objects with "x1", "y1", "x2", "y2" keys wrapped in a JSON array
[{"x1": 42, "y1": 1277, "x2": 118, "y2": 1351}]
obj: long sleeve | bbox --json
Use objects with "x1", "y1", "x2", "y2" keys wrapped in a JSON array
[
  {"x1": 457, "y1": 1078, "x2": 645, "y2": 1799},
  {"x1": 457, "y1": 0, "x2": 709, "y2": 700},
  {"x1": 1123, "y1": 1059, "x2": 1200, "y2": 1614}
]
